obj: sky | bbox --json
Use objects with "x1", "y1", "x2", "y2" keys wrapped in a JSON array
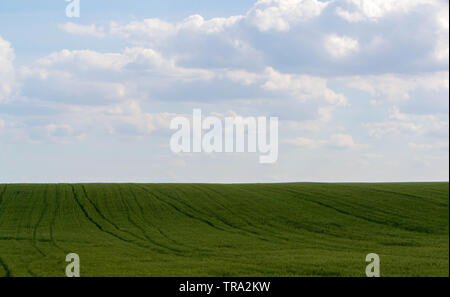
[{"x1": 0, "y1": 0, "x2": 449, "y2": 183}]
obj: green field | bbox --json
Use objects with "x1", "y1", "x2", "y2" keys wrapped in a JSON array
[{"x1": 0, "y1": 183, "x2": 448, "y2": 277}]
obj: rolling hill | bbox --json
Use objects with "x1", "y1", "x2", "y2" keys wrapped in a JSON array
[{"x1": 0, "y1": 183, "x2": 448, "y2": 276}]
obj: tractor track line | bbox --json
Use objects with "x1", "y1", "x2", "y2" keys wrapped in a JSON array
[
  {"x1": 31, "y1": 185, "x2": 48, "y2": 257},
  {"x1": 27, "y1": 185, "x2": 50, "y2": 276},
  {"x1": 127, "y1": 186, "x2": 188, "y2": 250},
  {"x1": 141, "y1": 185, "x2": 274, "y2": 243},
  {"x1": 231, "y1": 185, "x2": 346, "y2": 240},
  {"x1": 278, "y1": 186, "x2": 432, "y2": 234},
  {"x1": 70, "y1": 185, "x2": 153, "y2": 250},
  {"x1": 117, "y1": 186, "x2": 183, "y2": 254},
  {"x1": 8, "y1": 188, "x2": 42, "y2": 276},
  {"x1": 81, "y1": 185, "x2": 155, "y2": 244},
  {"x1": 49, "y1": 185, "x2": 67, "y2": 253},
  {"x1": 137, "y1": 185, "x2": 228, "y2": 233},
  {"x1": 188, "y1": 184, "x2": 288, "y2": 241},
  {"x1": 0, "y1": 257, "x2": 11, "y2": 277},
  {"x1": 0, "y1": 184, "x2": 8, "y2": 210}
]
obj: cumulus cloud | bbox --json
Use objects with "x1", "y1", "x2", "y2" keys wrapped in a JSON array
[
  {"x1": 19, "y1": 47, "x2": 216, "y2": 104},
  {"x1": 262, "y1": 67, "x2": 347, "y2": 104},
  {"x1": 57, "y1": 0, "x2": 448, "y2": 76},
  {"x1": 32, "y1": 47, "x2": 214, "y2": 79},
  {"x1": 1, "y1": 0, "x2": 449, "y2": 182},
  {"x1": 7, "y1": 100, "x2": 180, "y2": 143},
  {"x1": 106, "y1": 14, "x2": 263, "y2": 70},
  {"x1": 366, "y1": 106, "x2": 449, "y2": 138},
  {"x1": 284, "y1": 133, "x2": 358, "y2": 149},
  {"x1": 106, "y1": 0, "x2": 329, "y2": 37},
  {"x1": 108, "y1": 14, "x2": 244, "y2": 47},
  {"x1": 20, "y1": 66, "x2": 128, "y2": 104},
  {"x1": 246, "y1": 0, "x2": 330, "y2": 31},
  {"x1": 324, "y1": 34, "x2": 360, "y2": 58},
  {"x1": 336, "y1": 0, "x2": 435, "y2": 22},
  {"x1": 341, "y1": 71, "x2": 449, "y2": 102},
  {"x1": 433, "y1": 5, "x2": 449, "y2": 62},
  {"x1": 101, "y1": 100, "x2": 178, "y2": 136},
  {"x1": 19, "y1": 46, "x2": 347, "y2": 108},
  {"x1": 35, "y1": 49, "x2": 127, "y2": 71},
  {"x1": 0, "y1": 35, "x2": 15, "y2": 103}
]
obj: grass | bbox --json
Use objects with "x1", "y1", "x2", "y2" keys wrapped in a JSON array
[{"x1": 0, "y1": 182, "x2": 448, "y2": 277}]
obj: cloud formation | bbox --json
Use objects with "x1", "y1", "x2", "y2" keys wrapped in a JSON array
[
  {"x1": 0, "y1": 0, "x2": 448, "y2": 182},
  {"x1": 0, "y1": 35, "x2": 15, "y2": 103},
  {"x1": 324, "y1": 34, "x2": 360, "y2": 58},
  {"x1": 335, "y1": 0, "x2": 434, "y2": 22},
  {"x1": 247, "y1": 0, "x2": 329, "y2": 31}
]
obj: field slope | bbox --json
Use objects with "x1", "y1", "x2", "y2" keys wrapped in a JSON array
[{"x1": 0, "y1": 183, "x2": 448, "y2": 277}]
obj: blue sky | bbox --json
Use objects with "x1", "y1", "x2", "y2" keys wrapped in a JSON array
[{"x1": 0, "y1": 0, "x2": 449, "y2": 183}]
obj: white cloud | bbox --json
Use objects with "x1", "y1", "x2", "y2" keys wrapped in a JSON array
[
  {"x1": 366, "y1": 106, "x2": 449, "y2": 138},
  {"x1": 110, "y1": 18, "x2": 175, "y2": 45},
  {"x1": 433, "y1": 5, "x2": 449, "y2": 62},
  {"x1": 57, "y1": 0, "x2": 448, "y2": 77},
  {"x1": 109, "y1": 14, "x2": 244, "y2": 45},
  {"x1": 32, "y1": 47, "x2": 214, "y2": 80},
  {"x1": 341, "y1": 71, "x2": 449, "y2": 102},
  {"x1": 179, "y1": 14, "x2": 244, "y2": 33},
  {"x1": 2, "y1": 1, "x2": 449, "y2": 182},
  {"x1": 262, "y1": 67, "x2": 347, "y2": 104},
  {"x1": 19, "y1": 47, "x2": 216, "y2": 104},
  {"x1": 223, "y1": 69, "x2": 262, "y2": 86},
  {"x1": 35, "y1": 49, "x2": 128, "y2": 71},
  {"x1": 435, "y1": 3, "x2": 449, "y2": 31},
  {"x1": 20, "y1": 65, "x2": 128, "y2": 103},
  {"x1": 247, "y1": 0, "x2": 330, "y2": 31},
  {"x1": 102, "y1": 101, "x2": 178, "y2": 136},
  {"x1": 11, "y1": 100, "x2": 180, "y2": 143},
  {"x1": 0, "y1": 35, "x2": 15, "y2": 103},
  {"x1": 22, "y1": 45, "x2": 348, "y2": 108},
  {"x1": 329, "y1": 133, "x2": 356, "y2": 148},
  {"x1": 324, "y1": 34, "x2": 360, "y2": 58},
  {"x1": 59, "y1": 22, "x2": 106, "y2": 38},
  {"x1": 408, "y1": 141, "x2": 448, "y2": 150},
  {"x1": 336, "y1": 0, "x2": 435, "y2": 22},
  {"x1": 64, "y1": 0, "x2": 328, "y2": 37},
  {"x1": 284, "y1": 137, "x2": 319, "y2": 148},
  {"x1": 109, "y1": 15, "x2": 251, "y2": 72},
  {"x1": 335, "y1": 7, "x2": 365, "y2": 22},
  {"x1": 284, "y1": 133, "x2": 359, "y2": 149}
]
